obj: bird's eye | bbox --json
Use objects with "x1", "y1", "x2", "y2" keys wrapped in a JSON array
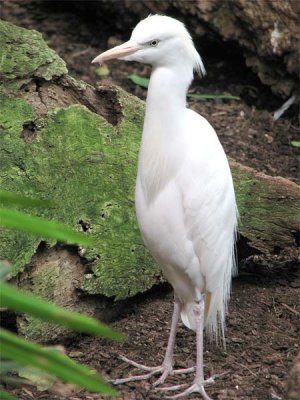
[{"x1": 149, "y1": 39, "x2": 159, "y2": 47}]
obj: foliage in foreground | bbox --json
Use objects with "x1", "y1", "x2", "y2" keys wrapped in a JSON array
[{"x1": 0, "y1": 191, "x2": 123, "y2": 399}]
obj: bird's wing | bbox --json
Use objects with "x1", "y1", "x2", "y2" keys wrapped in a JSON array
[{"x1": 178, "y1": 109, "x2": 237, "y2": 335}]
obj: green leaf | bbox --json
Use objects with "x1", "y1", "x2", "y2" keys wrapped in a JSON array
[
  {"x1": 0, "y1": 361, "x2": 20, "y2": 373},
  {"x1": 0, "y1": 282, "x2": 124, "y2": 341},
  {"x1": 0, "y1": 329, "x2": 117, "y2": 395},
  {"x1": 187, "y1": 93, "x2": 240, "y2": 101},
  {"x1": 291, "y1": 140, "x2": 300, "y2": 148},
  {"x1": 0, "y1": 390, "x2": 18, "y2": 400},
  {"x1": 18, "y1": 367, "x2": 55, "y2": 392},
  {"x1": 0, "y1": 375, "x2": 29, "y2": 386},
  {"x1": 0, "y1": 208, "x2": 93, "y2": 246},
  {"x1": 128, "y1": 74, "x2": 149, "y2": 88},
  {"x1": 0, "y1": 191, "x2": 52, "y2": 208}
]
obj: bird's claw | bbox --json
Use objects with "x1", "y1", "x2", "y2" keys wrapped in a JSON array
[
  {"x1": 110, "y1": 354, "x2": 218, "y2": 399},
  {"x1": 109, "y1": 369, "x2": 159, "y2": 385},
  {"x1": 154, "y1": 383, "x2": 188, "y2": 392},
  {"x1": 109, "y1": 354, "x2": 165, "y2": 385},
  {"x1": 152, "y1": 366, "x2": 196, "y2": 387},
  {"x1": 163, "y1": 382, "x2": 212, "y2": 400},
  {"x1": 118, "y1": 354, "x2": 161, "y2": 372},
  {"x1": 152, "y1": 368, "x2": 172, "y2": 387},
  {"x1": 155, "y1": 375, "x2": 218, "y2": 399},
  {"x1": 110, "y1": 355, "x2": 196, "y2": 387}
]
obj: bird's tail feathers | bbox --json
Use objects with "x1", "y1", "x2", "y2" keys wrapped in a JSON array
[{"x1": 206, "y1": 243, "x2": 237, "y2": 346}]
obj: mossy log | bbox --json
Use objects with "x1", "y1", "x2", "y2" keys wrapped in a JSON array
[
  {"x1": 0, "y1": 20, "x2": 299, "y2": 341},
  {"x1": 231, "y1": 160, "x2": 299, "y2": 257},
  {"x1": 74, "y1": 0, "x2": 299, "y2": 99}
]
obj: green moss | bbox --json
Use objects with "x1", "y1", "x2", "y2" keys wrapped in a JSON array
[
  {"x1": 0, "y1": 95, "x2": 36, "y2": 134},
  {"x1": 0, "y1": 96, "x2": 161, "y2": 298},
  {"x1": 0, "y1": 95, "x2": 40, "y2": 270},
  {"x1": 0, "y1": 20, "x2": 67, "y2": 92},
  {"x1": 32, "y1": 264, "x2": 59, "y2": 298},
  {"x1": 67, "y1": 75, "x2": 87, "y2": 91},
  {"x1": 83, "y1": 88, "x2": 162, "y2": 299},
  {"x1": 18, "y1": 263, "x2": 69, "y2": 342},
  {"x1": 232, "y1": 165, "x2": 299, "y2": 252}
]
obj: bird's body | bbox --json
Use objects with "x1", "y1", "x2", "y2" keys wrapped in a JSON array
[
  {"x1": 92, "y1": 15, "x2": 237, "y2": 399},
  {"x1": 136, "y1": 66, "x2": 236, "y2": 337}
]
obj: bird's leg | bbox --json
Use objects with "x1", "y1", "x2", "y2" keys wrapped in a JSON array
[
  {"x1": 110, "y1": 295, "x2": 194, "y2": 385},
  {"x1": 158, "y1": 293, "x2": 215, "y2": 399},
  {"x1": 152, "y1": 295, "x2": 196, "y2": 385}
]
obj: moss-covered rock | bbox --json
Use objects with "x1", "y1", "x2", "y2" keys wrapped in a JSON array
[
  {"x1": 0, "y1": 19, "x2": 67, "y2": 93},
  {"x1": 0, "y1": 93, "x2": 162, "y2": 297}
]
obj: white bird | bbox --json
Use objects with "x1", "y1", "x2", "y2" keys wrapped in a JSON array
[{"x1": 92, "y1": 15, "x2": 238, "y2": 399}]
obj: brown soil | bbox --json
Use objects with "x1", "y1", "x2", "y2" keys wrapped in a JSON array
[{"x1": 2, "y1": 1, "x2": 300, "y2": 400}]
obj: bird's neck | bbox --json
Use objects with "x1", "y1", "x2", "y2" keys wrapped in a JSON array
[
  {"x1": 146, "y1": 65, "x2": 192, "y2": 118},
  {"x1": 143, "y1": 65, "x2": 193, "y2": 142},
  {"x1": 138, "y1": 65, "x2": 193, "y2": 204}
]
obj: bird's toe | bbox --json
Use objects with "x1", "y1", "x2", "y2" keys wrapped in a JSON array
[
  {"x1": 164, "y1": 382, "x2": 213, "y2": 400},
  {"x1": 152, "y1": 367, "x2": 172, "y2": 387},
  {"x1": 155, "y1": 376, "x2": 216, "y2": 399}
]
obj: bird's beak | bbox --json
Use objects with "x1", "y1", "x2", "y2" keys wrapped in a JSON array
[{"x1": 91, "y1": 40, "x2": 140, "y2": 64}]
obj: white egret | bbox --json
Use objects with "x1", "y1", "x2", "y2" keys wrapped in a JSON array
[{"x1": 92, "y1": 15, "x2": 238, "y2": 399}]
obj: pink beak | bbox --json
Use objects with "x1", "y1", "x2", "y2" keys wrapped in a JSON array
[{"x1": 91, "y1": 40, "x2": 140, "y2": 64}]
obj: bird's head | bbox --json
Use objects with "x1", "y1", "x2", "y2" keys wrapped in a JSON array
[{"x1": 92, "y1": 15, "x2": 205, "y2": 77}]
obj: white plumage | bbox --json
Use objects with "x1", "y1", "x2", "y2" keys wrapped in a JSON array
[{"x1": 92, "y1": 14, "x2": 237, "y2": 399}]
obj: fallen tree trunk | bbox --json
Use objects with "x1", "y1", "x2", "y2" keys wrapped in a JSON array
[
  {"x1": 231, "y1": 160, "x2": 300, "y2": 256},
  {"x1": 0, "y1": 20, "x2": 299, "y2": 341}
]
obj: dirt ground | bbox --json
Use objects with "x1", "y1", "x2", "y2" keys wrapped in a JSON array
[{"x1": 2, "y1": 1, "x2": 300, "y2": 400}]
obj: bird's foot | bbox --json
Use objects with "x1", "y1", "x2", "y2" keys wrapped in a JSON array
[
  {"x1": 155, "y1": 375, "x2": 217, "y2": 400},
  {"x1": 152, "y1": 365, "x2": 195, "y2": 387},
  {"x1": 110, "y1": 355, "x2": 195, "y2": 386},
  {"x1": 109, "y1": 355, "x2": 163, "y2": 384}
]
